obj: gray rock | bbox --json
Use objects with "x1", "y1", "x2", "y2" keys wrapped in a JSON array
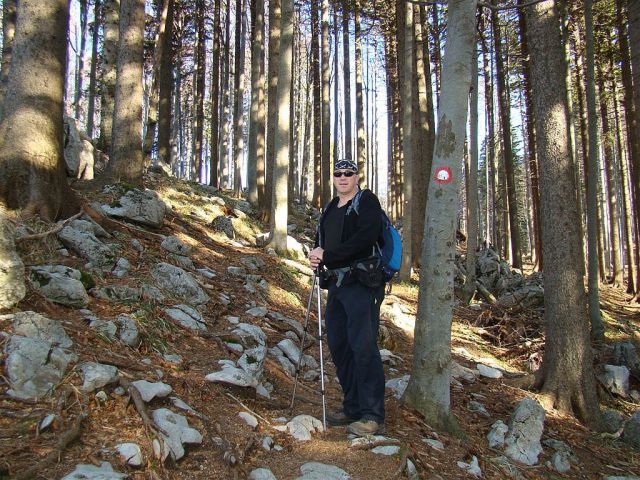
[
  {"x1": 238, "y1": 345, "x2": 267, "y2": 381},
  {"x1": 612, "y1": 342, "x2": 640, "y2": 373},
  {"x1": 101, "y1": 189, "x2": 166, "y2": 228},
  {"x1": 211, "y1": 215, "x2": 235, "y2": 238},
  {"x1": 151, "y1": 408, "x2": 202, "y2": 461},
  {"x1": 205, "y1": 364, "x2": 257, "y2": 387},
  {"x1": 273, "y1": 353, "x2": 296, "y2": 377},
  {"x1": 239, "y1": 412, "x2": 259, "y2": 429},
  {"x1": 296, "y1": 462, "x2": 350, "y2": 480},
  {"x1": 196, "y1": 268, "x2": 216, "y2": 279},
  {"x1": 497, "y1": 285, "x2": 544, "y2": 309},
  {"x1": 241, "y1": 256, "x2": 265, "y2": 270},
  {"x1": 58, "y1": 223, "x2": 116, "y2": 270},
  {"x1": 61, "y1": 462, "x2": 127, "y2": 480},
  {"x1": 93, "y1": 284, "x2": 141, "y2": 303},
  {"x1": 350, "y1": 435, "x2": 396, "y2": 449},
  {"x1": 227, "y1": 266, "x2": 246, "y2": 276},
  {"x1": 598, "y1": 365, "x2": 630, "y2": 397},
  {"x1": 302, "y1": 354, "x2": 318, "y2": 369},
  {"x1": 232, "y1": 323, "x2": 267, "y2": 347},
  {"x1": 131, "y1": 239, "x2": 144, "y2": 252},
  {"x1": 235, "y1": 200, "x2": 252, "y2": 213},
  {"x1": 79, "y1": 362, "x2": 119, "y2": 392},
  {"x1": 141, "y1": 283, "x2": 165, "y2": 303},
  {"x1": 451, "y1": 361, "x2": 478, "y2": 382},
  {"x1": 550, "y1": 451, "x2": 571, "y2": 473},
  {"x1": 39, "y1": 413, "x2": 57, "y2": 431},
  {"x1": 29, "y1": 265, "x2": 89, "y2": 307},
  {"x1": 285, "y1": 415, "x2": 324, "y2": 441},
  {"x1": 602, "y1": 409, "x2": 625, "y2": 433},
  {"x1": 112, "y1": 257, "x2": 131, "y2": 278},
  {"x1": 268, "y1": 312, "x2": 308, "y2": 341},
  {"x1": 457, "y1": 456, "x2": 482, "y2": 478},
  {"x1": 262, "y1": 436, "x2": 274, "y2": 451},
  {"x1": 622, "y1": 411, "x2": 640, "y2": 449},
  {"x1": 371, "y1": 445, "x2": 401, "y2": 455},
  {"x1": 115, "y1": 442, "x2": 143, "y2": 467},
  {"x1": 117, "y1": 314, "x2": 139, "y2": 346},
  {"x1": 543, "y1": 438, "x2": 578, "y2": 471},
  {"x1": 249, "y1": 469, "x2": 278, "y2": 480},
  {"x1": 603, "y1": 477, "x2": 640, "y2": 480},
  {"x1": 163, "y1": 354, "x2": 183, "y2": 364},
  {"x1": 469, "y1": 400, "x2": 490, "y2": 417},
  {"x1": 0, "y1": 216, "x2": 26, "y2": 308},
  {"x1": 170, "y1": 397, "x2": 201, "y2": 417},
  {"x1": 131, "y1": 380, "x2": 172, "y2": 402},
  {"x1": 379, "y1": 349, "x2": 402, "y2": 366},
  {"x1": 7, "y1": 311, "x2": 73, "y2": 347},
  {"x1": 63, "y1": 116, "x2": 95, "y2": 179},
  {"x1": 5, "y1": 335, "x2": 77, "y2": 399},
  {"x1": 477, "y1": 363, "x2": 503, "y2": 379},
  {"x1": 385, "y1": 375, "x2": 410, "y2": 399},
  {"x1": 152, "y1": 263, "x2": 209, "y2": 305},
  {"x1": 487, "y1": 420, "x2": 509, "y2": 448},
  {"x1": 161, "y1": 236, "x2": 192, "y2": 256},
  {"x1": 164, "y1": 304, "x2": 207, "y2": 331},
  {"x1": 246, "y1": 306, "x2": 268, "y2": 317},
  {"x1": 277, "y1": 338, "x2": 302, "y2": 364},
  {"x1": 88, "y1": 318, "x2": 118, "y2": 339},
  {"x1": 504, "y1": 397, "x2": 545, "y2": 465},
  {"x1": 423, "y1": 438, "x2": 444, "y2": 450},
  {"x1": 168, "y1": 254, "x2": 195, "y2": 270}
]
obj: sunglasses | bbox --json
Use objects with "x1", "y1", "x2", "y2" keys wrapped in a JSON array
[{"x1": 333, "y1": 171, "x2": 356, "y2": 178}]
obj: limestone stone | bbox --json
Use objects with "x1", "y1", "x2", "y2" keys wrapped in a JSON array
[
  {"x1": 152, "y1": 263, "x2": 209, "y2": 305},
  {"x1": 101, "y1": 189, "x2": 166, "y2": 228},
  {"x1": 29, "y1": 265, "x2": 89, "y2": 307},
  {"x1": 131, "y1": 380, "x2": 172, "y2": 402},
  {"x1": 151, "y1": 408, "x2": 202, "y2": 461},
  {"x1": 79, "y1": 362, "x2": 119, "y2": 392},
  {"x1": 504, "y1": 397, "x2": 545, "y2": 465},
  {"x1": 61, "y1": 462, "x2": 127, "y2": 480}
]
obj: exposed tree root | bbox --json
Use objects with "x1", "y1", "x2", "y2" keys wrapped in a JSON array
[{"x1": 13, "y1": 412, "x2": 86, "y2": 480}]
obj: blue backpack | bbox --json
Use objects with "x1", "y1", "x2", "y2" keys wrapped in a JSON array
[{"x1": 347, "y1": 189, "x2": 403, "y2": 283}]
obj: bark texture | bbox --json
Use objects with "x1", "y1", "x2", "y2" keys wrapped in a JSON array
[
  {"x1": 105, "y1": 0, "x2": 145, "y2": 185},
  {"x1": 526, "y1": 0, "x2": 603, "y2": 428},
  {"x1": 402, "y1": 0, "x2": 477, "y2": 435},
  {"x1": 0, "y1": 0, "x2": 78, "y2": 220}
]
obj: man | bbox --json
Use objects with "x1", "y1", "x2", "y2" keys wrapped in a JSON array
[{"x1": 309, "y1": 159, "x2": 386, "y2": 436}]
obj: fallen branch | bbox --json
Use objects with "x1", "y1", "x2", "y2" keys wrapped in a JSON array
[
  {"x1": 119, "y1": 378, "x2": 170, "y2": 438},
  {"x1": 224, "y1": 392, "x2": 273, "y2": 426},
  {"x1": 350, "y1": 437, "x2": 402, "y2": 451},
  {"x1": 15, "y1": 209, "x2": 84, "y2": 243},
  {"x1": 13, "y1": 413, "x2": 87, "y2": 480}
]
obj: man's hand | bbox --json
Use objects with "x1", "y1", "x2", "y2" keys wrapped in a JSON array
[{"x1": 309, "y1": 247, "x2": 324, "y2": 269}]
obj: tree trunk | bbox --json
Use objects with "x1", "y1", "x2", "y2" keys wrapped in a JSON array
[
  {"x1": 247, "y1": 0, "x2": 266, "y2": 204},
  {"x1": 193, "y1": 0, "x2": 206, "y2": 183},
  {"x1": 462, "y1": 44, "x2": 479, "y2": 304},
  {"x1": 219, "y1": 1, "x2": 232, "y2": 188},
  {"x1": 616, "y1": 0, "x2": 639, "y2": 294},
  {"x1": 430, "y1": 4, "x2": 442, "y2": 109},
  {"x1": 627, "y1": 0, "x2": 640, "y2": 301},
  {"x1": 74, "y1": 0, "x2": 89, "y2": 121},
  {"x1": 492, "y1": 3, "x2": 522, "y2": 269},
  {"x1": 413, "y1": 5, "x2": 435, "y2": 270},
  {"x1": 269, "y1": 0, "x2": 293, "y2": 254},
  {"x1": 157, "y1": 0, "x2": 175, "y2": 166},
  {"x1": 106, "y1": 0, "x2": 145, "y2": 185},
  {"x1": 403, "y1": 0, "x2": 477, "y2": 435},
  {"x1": 86, "y1": 0, "x2": 102, "y2": 138},
  {"x1": 517, "y1": 6, "x2": 542, "y2": 269},
  {"x1": 233, "y1": 0, "x2": 247, "y2": 195},
  {"x1": 262, "y1": 0, "x2": 281, "y2": 223},
  {"x1": 584, "y1": 0, "x2": 604, "y2": 338},
  {"x1": 526, "y1": 0, "x2": 603, "y2": 428},
  {"x1": 311, "y1": 0, "x2": 322, "y2": 208},
  {"x1": 0, "y1": 0, "x2": 78, "y2": 220},
  {"x1": 354, "y1": 0, "x2": 366, "y2": 182},
  {"x1": 480, "y1": 23, "x2": 496, "y2": 248},
  {"x1": 320, "y1": 0, "x2": 331, "y2": 206},
  {"x1": 399, "y1": 0, "x2": 414, "y2": 282},
  {"x1": 0, "y1": 0, "x2": 16, "y2": 121},
  {"x1": 342, "y1": 0, "x2": 352, "y2": 160},
  {"x1": 100, "y1": 0, "x2": 119, "y2": 154},
  {"x1": 596, "y1": 53, "x2": 623, "y2": 286},
  {"x1": 209, "y1": 0, "x2": 221, "y2": 185}
]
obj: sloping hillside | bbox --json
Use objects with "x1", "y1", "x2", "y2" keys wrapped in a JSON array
[{"x1": 1, "y1": 175, "x2": 639, "y2": 480}]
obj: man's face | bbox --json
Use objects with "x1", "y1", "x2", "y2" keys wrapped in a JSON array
[{"x1": 333, "y1": 169, "x2": 358, "y2": 196}]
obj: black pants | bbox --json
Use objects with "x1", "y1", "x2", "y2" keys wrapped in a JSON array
[{"x1": 325, "y1": 280, "x2": 385, "y2": 424}]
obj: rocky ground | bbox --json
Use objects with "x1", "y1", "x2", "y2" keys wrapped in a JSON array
[{"x1": 1, "y1": 173, "x2": 640, "y2": 480}]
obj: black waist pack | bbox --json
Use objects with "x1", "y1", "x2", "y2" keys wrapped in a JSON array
[{"x1": 351, "y1": 255, "x2": 384, "y2": 289}]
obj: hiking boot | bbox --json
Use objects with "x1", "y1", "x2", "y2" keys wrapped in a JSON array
[
  {"x1": 347, "y1": 419, "x2": 384, "y2": 436},
  {"x1": 326, "y1": 411, "x2": 358, "y2": 426}
]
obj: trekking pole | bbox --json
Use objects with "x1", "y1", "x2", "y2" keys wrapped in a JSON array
[
  {"x1": 289, "y1": 271, "x2": 317, "y2": 415},
  {"x1": 315, "y1": 268, "x2": 327, "y2": 431}
]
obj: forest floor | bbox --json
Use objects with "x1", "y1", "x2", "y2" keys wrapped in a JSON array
[{"x1": 1, "y1": 174, "x2": 640, "y2": 480}]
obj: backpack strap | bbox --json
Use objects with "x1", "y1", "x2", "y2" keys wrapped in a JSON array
[{"x1": 345, "y1": 189, "x2": 365, "y2": 216}]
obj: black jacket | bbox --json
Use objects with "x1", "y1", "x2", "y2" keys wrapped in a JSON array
[{"x1": 315, "y1": 189, "x2": 382, "y2": 269}]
